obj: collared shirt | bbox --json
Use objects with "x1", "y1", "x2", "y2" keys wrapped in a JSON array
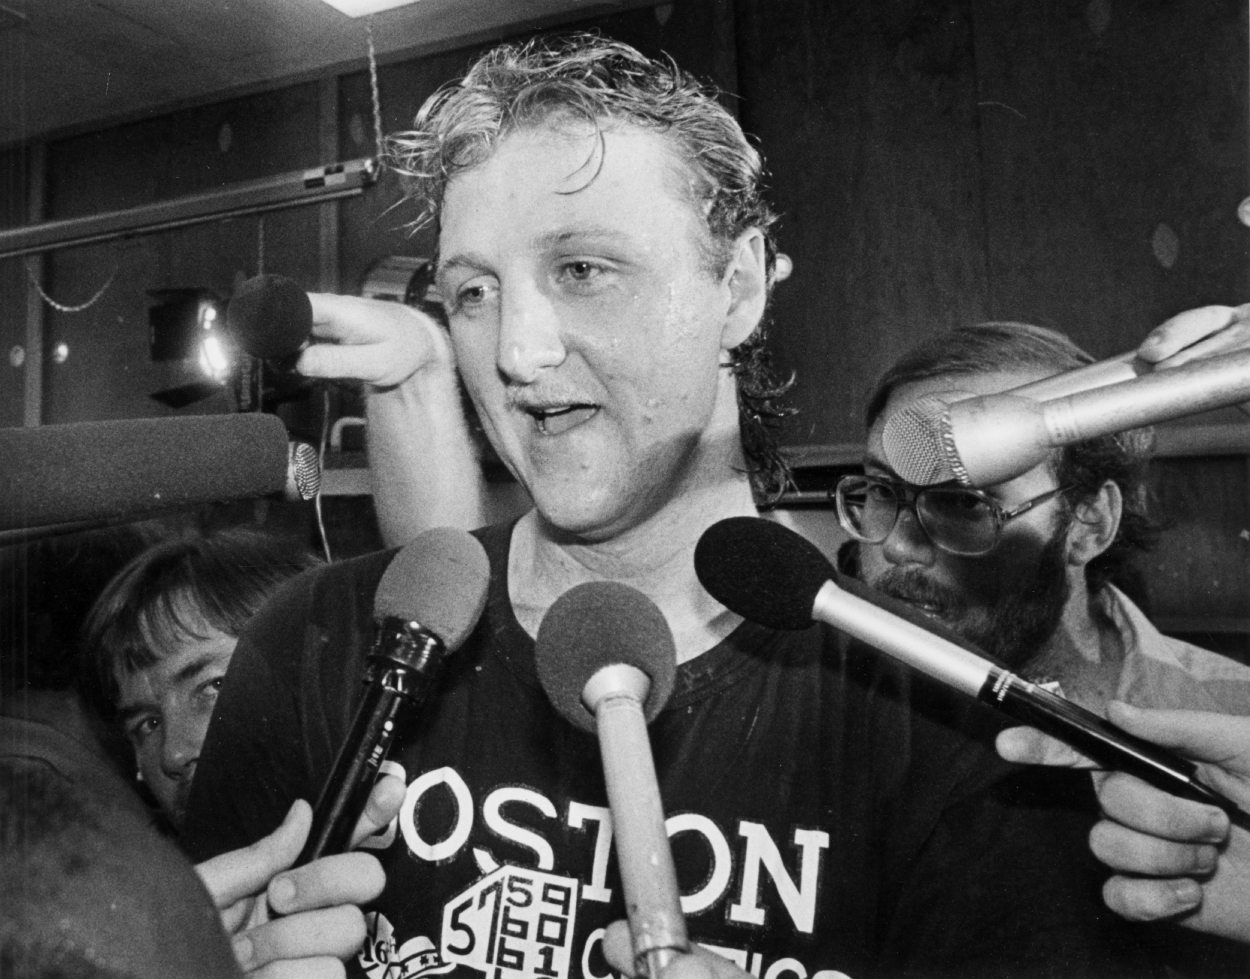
[{"x1": 1101, "y1": 585, "x2": 1250, "y2": 715}]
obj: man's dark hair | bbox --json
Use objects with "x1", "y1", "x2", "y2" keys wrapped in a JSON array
[
  {"x1": 0, "y1": 527, "x2": 154, "y2": 696},
  {"x1": 80, "y1": 528, "x2": 318, "y2": 718},
  {"x1": 865, "y1": 322, "x2": 1158, "y2": 592},
  {"x1": 388, "y1": 33, "x2": 795, "y2": 499}
]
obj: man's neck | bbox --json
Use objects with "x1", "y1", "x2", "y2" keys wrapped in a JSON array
[
  {"x1": 508, "y1": 474, "x2": 759, "y2": 664},
  {"x1": 1028, "y1": 582, "x2": 1125, "y2": 714}
]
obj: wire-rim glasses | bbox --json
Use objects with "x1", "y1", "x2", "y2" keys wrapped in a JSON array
[{"x1": 832, "y1": 474, "x2": 1070, "y2": 557}]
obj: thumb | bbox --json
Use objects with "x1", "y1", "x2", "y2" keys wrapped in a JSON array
[
  {"x1": 1107, "y1": 702, "x2": 1250, "y2": 772},
  {"x1": 195, "y1": 800, "x2": 312, "y2": 909},
  {"x1": 996, "y1": 725, "x2": 1099, "y2": 769}
]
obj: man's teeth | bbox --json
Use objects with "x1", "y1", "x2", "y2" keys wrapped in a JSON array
[{"x1": 534, "y1": 406, "x2": 596, "y2": 436}]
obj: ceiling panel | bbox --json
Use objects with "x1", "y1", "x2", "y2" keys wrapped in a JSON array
[{"x1": 0, "y1": 0, "x2": 656, "y2": 146}]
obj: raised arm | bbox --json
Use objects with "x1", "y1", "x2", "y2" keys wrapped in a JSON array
[{"x1": 297, "y1": 293, "x2": 485, "y2": 545}]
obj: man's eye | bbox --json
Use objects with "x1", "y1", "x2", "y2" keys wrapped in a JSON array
[
  {"x1": 559, "y1": 260, "x2": 607, "y2": 285},
  {"x1": 127, "y1": 716, "x2": 159, "y2": 742},
  {"x1": 451, "y1": 280, "x2": 497, "y2": 312}
]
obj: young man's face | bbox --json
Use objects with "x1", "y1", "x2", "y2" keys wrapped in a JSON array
[
  {"x1": 858, "y1": 370, "x2": 1074, "y2": 668},
  {"x1": 115, "y1": 618, "x2": 236, "y2": 827},
  {"x1": 436, "y1": 120, "x2": 748, "y2": 540}
]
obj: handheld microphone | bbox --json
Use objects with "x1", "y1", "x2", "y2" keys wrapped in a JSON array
[
  {"x1": 299, "y1": 528, "x2": 490, "y2": 863},
  {"x1": 883, "y1": 346, "x2": 1250, "y2": 486},
  {"x1": 0, "y1": 414, "x2": 319, "y2": 536},
  {"x1": 534, "y1": 582, "x2": 687, "y2": 979},
  {"x1": 695, "y1": 516, "x2": 1250, "y2": 830},
  {"x1": 225, "y1": 274, "x2": 312, "y2": 364}
]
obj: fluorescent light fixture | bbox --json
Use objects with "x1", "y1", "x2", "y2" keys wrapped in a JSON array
[
  {"x1": 317, "y1": 0, "x2": 424, "y2": 16},
  {"x1": 0, "y1": 158, "x2": 378, "y2": 261}
]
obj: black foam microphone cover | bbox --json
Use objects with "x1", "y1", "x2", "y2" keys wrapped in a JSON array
[
  {"x1": 695, "y1": 516, "x2": 999, "y2": 661},
  {"x1": 694, "y1": 516, "x2": 832, "y2": 630},
  {"x1": 534, "y1": 582, "x2": 677, "y2": 733},
  {"x1": 0, "y1": 414, "x2": 292, "y2": 531},
  {"x1": 225, "y1": 274, "x2": 312, "y2": 360}
]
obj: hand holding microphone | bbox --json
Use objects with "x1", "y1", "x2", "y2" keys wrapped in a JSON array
[
  {"x1": 299, "y1": 527, "x2": 490, "y2": 862},
  {"x1": 534, "y1": 582, "x2": 688, "y2": 979},
  {"x1": 999, "y1": 704, "x2": 1250, "y2": 943},
  {"x1": 694, "y1": 516, "x2": 1250, "y2": 830},
  {"x1": 883, "y1": 303, "x2": 1250, "y2": 487},
  {"x1": 226, "y1": 274, "x2": 454, "y2": 389}
]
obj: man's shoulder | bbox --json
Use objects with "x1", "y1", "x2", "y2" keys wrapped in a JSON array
[{"x1": 1104, "y1": 585, "x2": 1250, "y2": 714}]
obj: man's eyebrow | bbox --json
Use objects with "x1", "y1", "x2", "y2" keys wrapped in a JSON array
[
  {"x1": 863, "y1": 452, "x2": 895, "y2": 474},
  {"x1": 531, "y1": 227, "x2": 631, "y2": 250},
  {"x1": 434, "y1": 253, "x2": 489, "y2": 284},
  {"x1": 115, "y1": 652, "x2": 226, "y2": 718},
  {"x1": 171, "y1": 652, "x2": 226, "y2": 687}
]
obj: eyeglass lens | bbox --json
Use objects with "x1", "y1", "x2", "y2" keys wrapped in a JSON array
[{"x1": 838, "y1": 477, "x2": 998, "y2": 556}]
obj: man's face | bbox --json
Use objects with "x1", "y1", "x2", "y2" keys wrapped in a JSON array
[
  {"x1": 115, "y1": 616, "x2": 236, "y2": 827},
  {"x1": 859, "y1": 370, "x2": 1074, "y2": 668},
  {"x1": 436, "y1": 120, "x2": 745, "y2": 540}
]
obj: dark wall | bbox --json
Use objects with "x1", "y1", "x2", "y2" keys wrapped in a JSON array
[{"x1": 738, "y1": 0, "x2": 1249, "y2": 444}]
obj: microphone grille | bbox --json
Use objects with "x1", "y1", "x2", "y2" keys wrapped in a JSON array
[
  {"x1": 880, "y1": 393, "x2": 965, "y2": 486},
  {"x1": 287, "y1": 441, "x2": 321, "y2": 500}
]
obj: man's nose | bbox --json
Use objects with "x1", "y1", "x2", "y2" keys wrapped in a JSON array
[
  {"x1": 880, "y1": 505, "x2": 938, "y2": 566},
  {"x1": 160, "y1": 712, "x2": 207, "y2": 781},
  {"x1": 497, "y1": 281, "x2": 565, "y2": 383}
]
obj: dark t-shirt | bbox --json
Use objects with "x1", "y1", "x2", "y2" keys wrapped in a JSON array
[{"x1": 183, "y1": 523, "x2": 1150, "y2": 979}]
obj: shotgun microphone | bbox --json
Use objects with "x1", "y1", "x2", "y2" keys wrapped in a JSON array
[
  {"x1": 0, "y1": 414, "x2": 319, "y2": 538},
  {"x1": 299, "y1": 528, "x2": 490, "y2": 863},
  {"x1": 694, "y1": 516, "x2": 1250, "y2": 830},
  {"x1": 534, "y1": 582, "x2": 688, "y2": 979}
]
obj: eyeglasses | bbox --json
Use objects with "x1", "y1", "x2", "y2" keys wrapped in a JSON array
[{"x1": 832, "y1": 474, "x2": 1070, "y2": 557}]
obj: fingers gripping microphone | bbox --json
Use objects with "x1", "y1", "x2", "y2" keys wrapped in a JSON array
[
  {"x1": 534, "y1": 583, "x2": 688, "y2": 979},
  {"x1": 695, "y1": 516, "x2": 1250, "y2": 829},
  {"x1": 225, "y1": 274, "x2": 312, "y2": 363},
  {"x1": 0, "y1": 414, "x2": 319, "y2": 538},
  {"x1": 299, "y1": 528, "x2": 490, "y2": 863},
  {"x1": 884, "y1": 346, "x2": 1250, "y2": 487}
]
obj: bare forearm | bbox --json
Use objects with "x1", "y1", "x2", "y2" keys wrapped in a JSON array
[{"x1": 367, "y1": 365, "x2": 485, "y2": 545}]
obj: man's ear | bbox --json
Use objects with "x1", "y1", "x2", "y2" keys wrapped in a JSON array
[
  {"x1": 1065, "y1": 480, "x2": 1122, "y2": 567},
  {"x1": 719, "y1": 227, "x2": 768, "y2": 351}
]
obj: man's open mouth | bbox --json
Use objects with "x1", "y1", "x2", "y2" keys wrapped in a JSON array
[{"x1": 530, "y1": 405, "x2": 598, "y2": 436}]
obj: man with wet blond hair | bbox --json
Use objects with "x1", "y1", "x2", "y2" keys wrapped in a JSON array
[{"x1": 185, "y1": 35, "x2": 1150, "y2": 979}]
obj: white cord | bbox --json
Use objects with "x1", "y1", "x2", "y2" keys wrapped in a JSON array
[{"x1": 25, "y1": 260, "x2": 117, "y2": 312}]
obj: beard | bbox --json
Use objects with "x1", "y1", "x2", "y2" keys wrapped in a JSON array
[{"x1": 865, "y1": 529, "x2": 1071, "y2": 671}]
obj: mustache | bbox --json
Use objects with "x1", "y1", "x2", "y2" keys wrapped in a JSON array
[
  {"x1": 865, "y1": 567, "x2": 966, "y2": 618},
  {"x1": 506, "y1": 384, "x2": 595, "y2": 411}
]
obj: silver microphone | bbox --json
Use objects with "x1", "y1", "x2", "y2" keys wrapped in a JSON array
[{"x1": 883, "y1": 346, "x2": 1250, "y2": 486}]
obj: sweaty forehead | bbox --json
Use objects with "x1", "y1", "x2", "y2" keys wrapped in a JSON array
[{"x1": 437, "y1": 120, "x2": 709, "y2": 253}]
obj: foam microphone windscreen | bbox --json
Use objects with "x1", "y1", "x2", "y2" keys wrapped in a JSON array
[
  {"x1": 225, "y1": 274, "x2": 312, "y2": 360},
  {"x1": 694, "y1": 516, "x2": 832, "y2": 630},
  {"x1": 696, "y1": 516, "x2": 1002, "y2": 661},
  {"x1": 1, "y1": 414, "x2": 291, "y2": 531},
  {"x1": 534, "y1": 582, "x2": 677, "y2": 733},
  {"x1": 374, "y1": 527, "x2": 491, "y2": 651}
]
